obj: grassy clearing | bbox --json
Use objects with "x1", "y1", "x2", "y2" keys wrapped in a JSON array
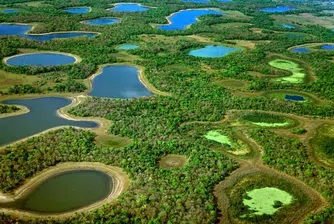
[
  {"x1": 310, "y1": 124, "x2": 334, "y2": 165},
  {"x1": 222, "y1": 11, "x2": 252, "y2": 20},
  {"x1": 159, "y1": 154, "x2": 188, "y2": 169},
  {"x1": 242, "y1": 187, "x2": 293, "y2": 216},
  {"x1": 95, "y1": 135, "x2": 132, "y2": 148},
  {"x1": 0, "y1": 70, "x2": 40, "y2": 92},
  {"x1": 16, "y1": 1, "x2": 52, "y2": 7},
  {"x1": 272, "y1": 13, "x2": 334, "y2": 29},
  {"x1": 214, "y1": 79, "x2": 248, "y2": 90},
  {"x1": 268, "y1": 59, "x2": 306, "y2": 83},
  {"x1": 211, "y1": 23, "x2": 252, "y2": 30}
]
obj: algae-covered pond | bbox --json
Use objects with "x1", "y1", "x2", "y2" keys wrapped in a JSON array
[{"x1": 269, "y1": 59, "x2": 306, "y2": 83}]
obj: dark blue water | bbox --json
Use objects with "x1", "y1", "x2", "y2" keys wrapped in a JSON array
[
  {"x1": 6, "y1": 53, "x2": 77, "y2": 67},
  {"x1": 83, "y1": 18, "x2": 119, "y2": 25},
  {"x1": 158, "y1": 9, "x2": 222, "y2": 31},
  {"x1": 285, "y1": 94, "x2": 305, "y2": 101},
  {"x1": 321, "y1": 45, "x2": 334, "y2": 50},
  {"x1": 110, "y1": 3, "x2": 149, "y2": 12},
  {"x1": 182, "y1": 0, "x2": 210, "y2": 3},
  {"x1": 292, "y1": 47, "x2": 310, "y2": 53},
  {"x1": 259, "y1": 6, "x2": 296, "y2": 13},
  {"x1": 2, "y1": 9, "x2": 19, "y2": 13},
  {"x1": 89, "y1": 65, "x2": 152, "y2": 98},
  {"x1": 0, "y1": 97, "x2": 97, "y2": 146},
  {"x1": 118, "y1": 44, "x2": 140, "y2": 50},
  {"x1": 189, "y1": 45, "x2": 240, "y2": 58},
  {"x1": 282, "y1": 24, "x2": 295, "y2": 29},
  {"x1": 0, "y1": 24, "x2": 96, "y2": 40},
  {"x1": 219, "y1": 0, "x2": 231, "y2": 2},
  {"x1": 63, "y1": 7, "x2": 90, "y2": 14}
]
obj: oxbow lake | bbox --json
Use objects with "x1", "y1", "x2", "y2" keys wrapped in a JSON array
[{"x1": 0, "y1": 24, "x2": 97, "y2": 41}]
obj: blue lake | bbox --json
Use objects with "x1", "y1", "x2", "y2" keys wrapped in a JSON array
[
  {"x1": 219, "y1": 0, "x2": 231, "y2": 2},
  {"x1": 282, "y1": 24, "x2": 295, "y2": 29},
  {"x1": 117, "y1": 44, "x2": 140, "y2": 50},
  {"x1": 285, "y1": 94, "x2": 305, "y2": 101},
  {"x1": 90, "y1": 65, "x2": 152, "y2": 98},
  {"x1": 2, "y1": 9, "x2": 19, "y2": 13},
  {"x1": 292, "y1": 47, "x2": 310, "y2": 53},
  {"x1": 182, "y1": 0, "x2": 210, "y2": 3},
  {"x1": 321, "y1": 45, "x2": 334, "y2": 50},
  {"x1": 158, "y1": 9, "x2": 222, "y2": 31},
  {"x1": 63, "y1": 7, "x2": 90, "y2": 14},
  {"x1": 83, "y1": 18, "x2": 119, "y2": 25},
  {"x1": 0, "y1": 97, "x2": 97, "y2": 146},
  {"x1": 6, "y1": 53, "x2": 77, "y2": 67},
  {"x1": 0, "y1": 24, "x2": 97, "y2": 41},
  {"x1": 189, "y1": 45, "x2": 240, "y2": 58},
  {"x1": 259, "y1": 6, "x2": 296, "y2": 13},
  {"x1": 109, "y1": 3, "x2": 149, "y2": 12}
]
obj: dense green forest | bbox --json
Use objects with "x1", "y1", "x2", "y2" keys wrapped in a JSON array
[{"x1": 0, "y1": 0, "x2": 334, "y2": 223}]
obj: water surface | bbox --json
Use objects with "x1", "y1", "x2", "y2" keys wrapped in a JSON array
[
  {"x1": 182, "y1": 0, "x2": 210, "y2": 3},
  {"x1": 6, "y1": 53, "x2": 77, "y2": 67},
  {"x1": 118, "y1": 44, "x2": 140, "y2": 50},
  {"x1": 292, "y1": 47, "x2": 310, "y2": 53},
  {"x1": 83, "y1": 17, "x2": 119, "y2": 25},
  {"x1": 90, "y1": 65, "x2": 152, "y2": 98},
  {"x1": 285, "y1": 94, "x2": 305, "y2": 101},
  {"x1": 259, "y1": 6, "x2": 296, "y2": 13},
  {"x1": 189, "y1": 45, "x2": 240, "y2": 58},
  {"x1": 3, "y1": 170, "x2": 111, "y2": 213},
  {"x1": 321, "y1": 45, "x2": 334, "y2": 50},
  {"x1": 0, "y1": 97, "x2": 97, "y2": 146},
  {"x1": 282, "y1": 24, "x2": 295, "y2": 29},
  {"x1": 0, "y1": 24, "x2": 96, "y2": 40},
  {"x1": 158, "y1": 9, "x2": 222, "y2": 31},
  {"x1": 64, "y1": 7, "x2": 90, "y2": 14},
  {"x1": 109, "y1": 3, "x2": 149, "y2": 12},
  {"x1": 2, "y1": 9, "x2": 19, "y2": 13}
]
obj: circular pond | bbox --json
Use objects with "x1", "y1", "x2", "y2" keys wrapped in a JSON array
[
  {"x1": 5, "y1": 52, "x2": 79, "y2": 67},
  {"x1": 83, "y1": 17, "x2": 119, "y2": 25},
  {"x1": 189, "y1": 45, "x2": 240, "y2": 58},
  {"x1": 159, "y1": 155, "x2": 188, "y2": 169},
  {"x1": 5, "y1": 170, "x2": 112, "y2": 213}
]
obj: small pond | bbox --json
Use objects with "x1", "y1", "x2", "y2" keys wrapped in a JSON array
[
  {"x1": 182, "y1": 0, "x2": 210, "y2": 3},
  {"x1": 2, "y1": 170, "x2": 112, "y2": 214},
  {"x1": 117, "y1": 44, "x2": 140, "y2": 50},
  {"x1": 2, "y1": 9, "x2": 19, "y2": 13},
  {"x1": 63, "y1": 7, "x2": 90, "y2": 14},
  {"x1": 189, "y1": 45, "x2": 240, "y2": 58},
  {"x1": 109, "y1": 3, "x2": 150, "y2": 12},
  {"x1": 321, "y1": 45, "x2": 334, "y2": 50},
  {"x1": 158, "y1": 9, "x2": 222, "y2": 31},
  {"x1": 5, "y1": 52, "x2": 77, "y2": 67},
  {"x1": 83, "y1": 17, "x2": 119, "y2": 25},
  {"x1": 292, "y1": 47, "x2": 311, "y2": 53},
  {"x1": 259, "y1": 6, "x2": 296, "y2": 13},
  {"x1": 89, "y1": 65, "x2": 152, "y2": 98},
  {"x1": 285, "y1": 94, "x2": 306, "y2": 101},
  {"x1": 282, "y1": 24, "x2": 295, "y2": 29},
  {"x1": 0, "y1": 24, "x2": 97, "y2": 41},
  {"x1": 0, "y1": 97, "x2": 97, "y2": 146}
]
